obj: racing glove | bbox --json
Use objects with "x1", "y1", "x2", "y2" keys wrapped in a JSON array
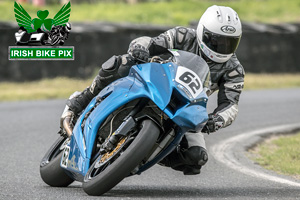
[
  {"x1": 129, "y1": 44, "x2": 150, "y2": 62},
  {"x1": 202, "y1": 114, "x2": 224, "y2": 134}
]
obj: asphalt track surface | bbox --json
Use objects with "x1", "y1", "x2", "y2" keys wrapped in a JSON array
[{"x1": 1, "y1": 88, "x2": 300, "y2": 199}]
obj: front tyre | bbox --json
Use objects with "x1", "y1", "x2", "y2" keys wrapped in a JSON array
[
  {"x1": 40, "y1": 136, "x2": 74, "y2": 187},
  {"x1": 83, "y1": 119, "x2": 160, "y2": 196}
]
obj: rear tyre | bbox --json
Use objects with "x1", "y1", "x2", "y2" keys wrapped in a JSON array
[
  {"x1": 40, "y1": 136, "x2": 74, "y2": 187},
  {"x1": 83, "y1": 119, "x2": 160, "y2": 196}
]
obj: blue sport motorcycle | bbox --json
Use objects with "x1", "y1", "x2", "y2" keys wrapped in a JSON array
[{"x1": 40, "y1": 50, "x2": 210, "y2": 196}]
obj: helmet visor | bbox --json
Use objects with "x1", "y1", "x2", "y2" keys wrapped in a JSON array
[{"x1": 202, "y1": 27, "x2": 241, "y2": 54}]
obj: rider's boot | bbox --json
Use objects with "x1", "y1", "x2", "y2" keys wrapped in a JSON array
[{"x1": 159, "y1": 132, "x2": 208, "y2": 175}]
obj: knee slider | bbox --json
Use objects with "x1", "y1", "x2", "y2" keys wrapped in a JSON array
[
  {"x1": 101, "y1": 55, "x2": 120, "y2": 72},
  {"x1": 99, "y1": 55, "x2": 122, "y2": 85},
  {"x1": 183, "y1": 146, "x2": 208, "y2": 166}
]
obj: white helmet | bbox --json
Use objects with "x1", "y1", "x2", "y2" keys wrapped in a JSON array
[{"x1": 196, "y1": 5, "x2": 242, "y2": 63}]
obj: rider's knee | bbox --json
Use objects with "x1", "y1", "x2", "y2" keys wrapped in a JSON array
[
  {"x1": 99, "y1": 54, "x2": 135, "y2": 85},
  {"x1": 100, "y1": 55, "x2": 121, "y2": 74},
  {"x1": 183, "y1": 146, "x2": 208, "y2": 166},
  {"x1": 98, "y1": 55, "x2": 122, "y2": 86}
]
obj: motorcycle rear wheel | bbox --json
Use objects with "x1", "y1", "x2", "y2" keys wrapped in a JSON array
[
  {"x1": 83, "y1": 119, "x2": 160, "y2": 196},
  {"x1": 40, "y1": 136, "x2": 74, "y2": 187}
]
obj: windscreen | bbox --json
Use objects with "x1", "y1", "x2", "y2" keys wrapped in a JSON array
[{"x1": 169, "y1": 50, "x2": 210, "y2": 89}]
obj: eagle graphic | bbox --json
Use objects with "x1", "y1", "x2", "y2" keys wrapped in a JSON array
[{"x1": 14, "y1": 1, "x2": 71, "y2": 33}]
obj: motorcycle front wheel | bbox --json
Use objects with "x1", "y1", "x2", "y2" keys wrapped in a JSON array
[
  {"x1": 40, "y1": 136, "x2": 74, "y2": 187},
  {"x1": 83, "y1": 119, "x2": 160, "y2": 196}
]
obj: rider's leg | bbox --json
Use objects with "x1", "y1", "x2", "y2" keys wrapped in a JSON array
[
  {"x1": 66, "y1": 54, "x2": 135, "y2": 114},
  {"x1": 181, "y1": 131, "x2": 208, "y2": 175},
  {"x1": 159, "y1": 131, "x2": 208, "y2": 175}
]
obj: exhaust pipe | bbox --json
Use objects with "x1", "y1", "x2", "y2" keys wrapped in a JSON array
[
  {"x1": 61, "y1": 91, "x2": 81, "y2": 138},
  {"x1": 63, "y1": 115, "x2": 73, "y2": 138}
]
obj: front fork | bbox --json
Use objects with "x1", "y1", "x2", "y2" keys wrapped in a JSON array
[
  {"x1": 100, "y1": 98, "x2": 150, "y2": 153},
  {"x1": 100, "y1": 116, "x2": 136, "y2": 153}
]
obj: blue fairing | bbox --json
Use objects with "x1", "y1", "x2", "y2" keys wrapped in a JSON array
[{"x1": 63, "y1": 60, "x2": 208, "y2": 179}]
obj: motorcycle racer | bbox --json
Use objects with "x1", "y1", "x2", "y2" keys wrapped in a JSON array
[{"x1": 62, "y1": 5, "x2": 244, "y2": 175}]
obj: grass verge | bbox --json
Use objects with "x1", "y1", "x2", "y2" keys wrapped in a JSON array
[
  {"x1": 1, "y1": 0, "x2": 300, "y2": 25},
  {"x1": 249, "y1": 132, "x2": 300, "y2": 179},
  {"x1": 244, "y1": 73, "x2": 300, "y2": 90},
  {"x1": 0, "y1": 77, "x2": 92, "y2": 102},
  {"x1": 0, "y1": 73, "x2": 300, "y2": 102}
]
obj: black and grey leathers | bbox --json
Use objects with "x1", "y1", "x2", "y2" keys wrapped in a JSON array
[
  {"x1": 130, "y1": 26, "x2": 245, "y2": 129},
  {"x1": 68, "y1": 26, "x2": 244, "y2": 130}
]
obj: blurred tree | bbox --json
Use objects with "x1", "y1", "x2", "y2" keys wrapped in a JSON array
[
  {"x1": 126, "y1": 0, "x2": 137, "y2": 4},
  {"x1": 56, "y1": 0, "x2": 169, "y2": 4},
  {"x1": 33, "y1": 0, "x2": 45, "y2": 6},
  {"x1": 15, "y1": 0, "x2": 171, "y2": 5}
]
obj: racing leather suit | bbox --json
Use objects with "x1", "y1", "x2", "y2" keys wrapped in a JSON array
[
  {"x1": 66, "y1": 26, "x2": 244, "y2": 175},
  {"x1": 132, "y1": 27, "x2": 245, "y2": 127}
]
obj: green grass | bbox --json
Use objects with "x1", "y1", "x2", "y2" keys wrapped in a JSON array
[
  {"x1": 249, "y1": 132, "x2": 300, "y2": 179},
  {"x1": 2, "y1": 0, "x2": 300, "y2": 25},
  {"x1": 0, "y1": 77, "x2": 92, "y2": 101},
  {"x1": 244, "y1": 74, "x2": 300, "y2": 90},
  {"x1": 0, "y1": 73, "x2": 300, "y2": 102}
]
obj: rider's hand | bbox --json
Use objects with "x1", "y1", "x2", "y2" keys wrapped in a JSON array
[
  {"x1": 129, "y1": 44, "x2": 150, "y2": 62},
  {"x1": 202, "y1": 114, "x2": 224, "y2": 134}
]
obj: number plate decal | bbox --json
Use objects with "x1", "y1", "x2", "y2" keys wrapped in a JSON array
[
  {"x1": 175, "y1": 66, "x2": 203, "y2": 98},
  {"x1": 61, "y1": 146, "x2": 70, "y2": 168}
]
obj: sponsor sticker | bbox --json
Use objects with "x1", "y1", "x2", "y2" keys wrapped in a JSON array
[{"x1": 221, "y1": 25, "x2": 236, "y2": 34}]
